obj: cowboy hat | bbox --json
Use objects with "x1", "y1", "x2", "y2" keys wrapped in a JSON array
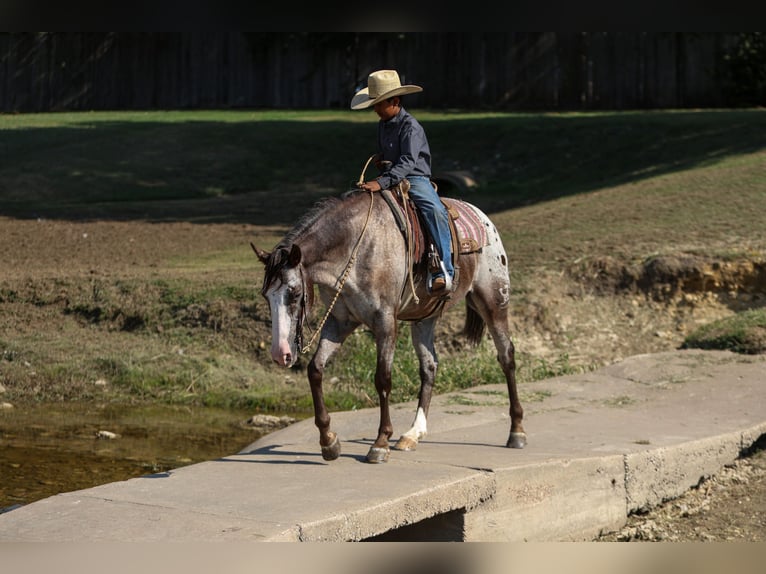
[{"x1": 350, "y1": 69, "x2": 423, "y2": 110}]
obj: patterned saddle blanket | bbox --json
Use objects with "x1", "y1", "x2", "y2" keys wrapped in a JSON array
[{"x1": 442, "y1": 197, "x2": 488, "y2": 254}]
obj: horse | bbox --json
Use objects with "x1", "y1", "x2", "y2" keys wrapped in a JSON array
[{"x1": 251, "y1": 186, "x2": 526, "y2": 463}]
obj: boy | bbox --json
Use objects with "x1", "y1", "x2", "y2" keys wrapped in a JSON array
[{"x1": 351, "y1": 69, "x2": 454, "y2": 293}]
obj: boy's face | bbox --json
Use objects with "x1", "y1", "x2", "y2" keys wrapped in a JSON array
[{"x1": 373, "y1": 97, "x2": 399, "y2": 121}]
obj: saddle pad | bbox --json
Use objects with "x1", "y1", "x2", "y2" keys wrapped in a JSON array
[{"x1": 443, "y1": 198, "x2": 488, "y2": 254}]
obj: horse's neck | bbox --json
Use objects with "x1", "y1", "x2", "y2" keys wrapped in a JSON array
[{"x1": 299, "y1": 198, "x2": 367, "y2": 280}]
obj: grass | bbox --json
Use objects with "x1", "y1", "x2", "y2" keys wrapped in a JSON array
[
  {"x1": 1, "y1": 108, "x2": 765, "y2": 410},
  {"x1": 323, "y1": 326, "x2": 585, "y2": 406},
  {"x1": 682, "y1": 308, "x2": 766, "y2": 354},
  {"x1": 4, "y1": 108, "x2": 765, "y2": 272},
  {"x1": 3, "y1": 108, "x2": 765, "y2": 221}
]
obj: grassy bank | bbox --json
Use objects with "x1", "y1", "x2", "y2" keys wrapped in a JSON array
[{"x1": 1, "y1": 109, "x2": 765, "y2": 411}]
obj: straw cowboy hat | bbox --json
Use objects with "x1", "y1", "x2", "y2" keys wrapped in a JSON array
[{"x1": 350, "y1": 69, "x2": 423, "y2": 110}]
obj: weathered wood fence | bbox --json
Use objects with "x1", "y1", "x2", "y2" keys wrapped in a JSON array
[{"x1": 0, "y1": 33, "x2": 754, "y2": 112}]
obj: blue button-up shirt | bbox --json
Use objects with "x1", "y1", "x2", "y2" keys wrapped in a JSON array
[{"x1": 376, "y1": 107, "x2": 432, "y2": 190}]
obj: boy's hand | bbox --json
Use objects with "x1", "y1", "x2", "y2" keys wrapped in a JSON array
[{"x1": 358, "y1": 180, "x2": 382, "y2": 192}]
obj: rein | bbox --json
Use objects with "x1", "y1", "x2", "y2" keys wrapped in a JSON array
[{"x1": 299, "y1": 158, "x2": 377, "y2": 353}]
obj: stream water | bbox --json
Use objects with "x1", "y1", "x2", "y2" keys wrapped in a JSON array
[{"x1": 0, "y1": 402, "x2": 281, "y2": 513}]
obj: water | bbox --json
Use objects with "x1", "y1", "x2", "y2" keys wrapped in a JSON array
[{"x1": 0, "y1": 402, "x2": 270, "y2": 512}]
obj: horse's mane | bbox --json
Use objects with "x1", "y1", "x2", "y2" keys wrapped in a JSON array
[
  {"x1": 262, "y1": 194, "x2": 355, "y2": 294},
  {"x1": 281, "y1": 193, "x2": 364, "y2": 247}
]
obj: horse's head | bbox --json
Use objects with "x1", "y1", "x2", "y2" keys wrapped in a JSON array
[{"x1": 251, "y1": 242, "x2": 309, "y2": 368}]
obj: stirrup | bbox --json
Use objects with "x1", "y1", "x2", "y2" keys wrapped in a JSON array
[{"x1": 427, "y1": 261, "x2": 453, "y2": 293}]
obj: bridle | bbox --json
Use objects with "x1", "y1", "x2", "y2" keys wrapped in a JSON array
[
  {"x1": 260, "y1": 250, "x2": 309, "y2": 355},
  {"x1": 294, "y1": 264, "x2": 309, "y2": 353}
]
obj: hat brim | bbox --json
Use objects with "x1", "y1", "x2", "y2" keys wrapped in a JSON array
[{"x1": 350, "y1": 85, "x2": 423, "y2": 110}]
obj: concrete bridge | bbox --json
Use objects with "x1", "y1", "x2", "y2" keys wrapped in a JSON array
[{"x1": 0, "y1": 349, "x2": 764, "y2": 542}]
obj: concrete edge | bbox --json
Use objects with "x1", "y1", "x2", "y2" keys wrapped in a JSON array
[
  {"x1": 463, "y1": 455, "x2": 628, "y2": 541},
  {"x1": 625, "y1": 422, "x2": 766, "y2": 513},
  {"x1": 269, "y1": 471, "x2": 497, "y2": 541}
]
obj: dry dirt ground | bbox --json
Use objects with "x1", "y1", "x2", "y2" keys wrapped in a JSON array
[
  {"x1": 1, "y1": 209, "x2": 764, "y2": 541},
  {"x1": 597, "y1": 447, "x2": 766, "y2": 541}
]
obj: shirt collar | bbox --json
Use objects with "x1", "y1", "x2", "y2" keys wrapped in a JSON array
[{"x1": 384, "y1": 106, "x2": 406, "y2": 127}]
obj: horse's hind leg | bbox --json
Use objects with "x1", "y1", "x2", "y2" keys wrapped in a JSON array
[
  {"x1": 493, "y1": 327, "x2": 527, "y2": 448},
  {"x1": 394, "y1": 317, "x2": 437, "y2": 452},
  {"x1": 466, "y1": 292, "x2": 527, "y2": 449},
  {"x1": 309, "y1": 316, "x2": 359, "y2": 461}
]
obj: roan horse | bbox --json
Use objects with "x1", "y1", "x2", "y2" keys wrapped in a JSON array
[{"x1": 251, "y1": 186, "x2": 526, "y2": 463}]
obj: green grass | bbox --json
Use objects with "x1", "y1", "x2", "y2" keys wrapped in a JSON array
[
  {"x1": 0, "y1": 110, "x2": 375, "y2": 213},
  {"x1": 322, "y1": 324, "x2": 587, "y2": 406},
  {"x1": 682, "y1": 309, "x2": 766, "y2": 354},
  {"x1": 3, "y1": 109, "x2": 766, "y2": 223}
]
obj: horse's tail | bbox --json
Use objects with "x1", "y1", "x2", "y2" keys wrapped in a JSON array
[{"x1": 463, "y1": 304, "x2": 487, "y2": 347}]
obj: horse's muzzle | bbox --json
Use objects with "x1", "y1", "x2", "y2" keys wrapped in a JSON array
[{"x1": 271, "y1": 340, "x2": 294, "y2": 367}]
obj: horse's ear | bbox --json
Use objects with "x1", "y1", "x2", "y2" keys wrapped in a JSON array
[
  {"x1": 250, "y1": 243, "x2": 271, "y2": 264},
  {"x1": 288, "y1": 244, "x2": 302, "y2": 266}
]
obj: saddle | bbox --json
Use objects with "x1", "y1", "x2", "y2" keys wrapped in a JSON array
[{"x1": 381, "y1": 179, "x2": 488, "y2": 302}]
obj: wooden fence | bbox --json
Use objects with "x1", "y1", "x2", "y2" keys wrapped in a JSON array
[{"x1": 0, "y1": 33, "x2": 750, "y2": 112}]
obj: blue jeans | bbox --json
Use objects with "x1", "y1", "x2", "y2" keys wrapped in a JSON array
[{"x1": 407, "y1": 176, "x2": 454, "y2": 279}]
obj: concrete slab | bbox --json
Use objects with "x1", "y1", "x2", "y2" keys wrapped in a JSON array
[
  {"x1": 0, "y1": 349, "x2": 764, "y2": 542},
  {"x1": 463, "y1": 454, "x2": 628, "y2": 541}
]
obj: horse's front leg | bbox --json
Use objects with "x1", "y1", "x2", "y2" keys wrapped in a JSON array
[
  {"x1": 394, "y1": 318, "x2": 437, "y2": 452},
  {"x1": 308, "y1": 358, "x2": 340, "y2": 461},
  {"x1": 309, "y1": 317, "x2": 358, "y2": 461},
  {"x1": 366, "y1": 317, "x2": 397, "y2": 463}
]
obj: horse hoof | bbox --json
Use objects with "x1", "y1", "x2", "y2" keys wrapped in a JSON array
[
  {"x1": 506, "y1": 432, "x2": 527, "y2": 449},
  {"x1": 365, "y1": 446, "x2": 390, "y2": 463},
  {"x1": 393, "y1": 436, "x2": 418, "y2": 451},
  {"x1": 321, "y1": 434, "x2": 341, "y2": 461}
]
